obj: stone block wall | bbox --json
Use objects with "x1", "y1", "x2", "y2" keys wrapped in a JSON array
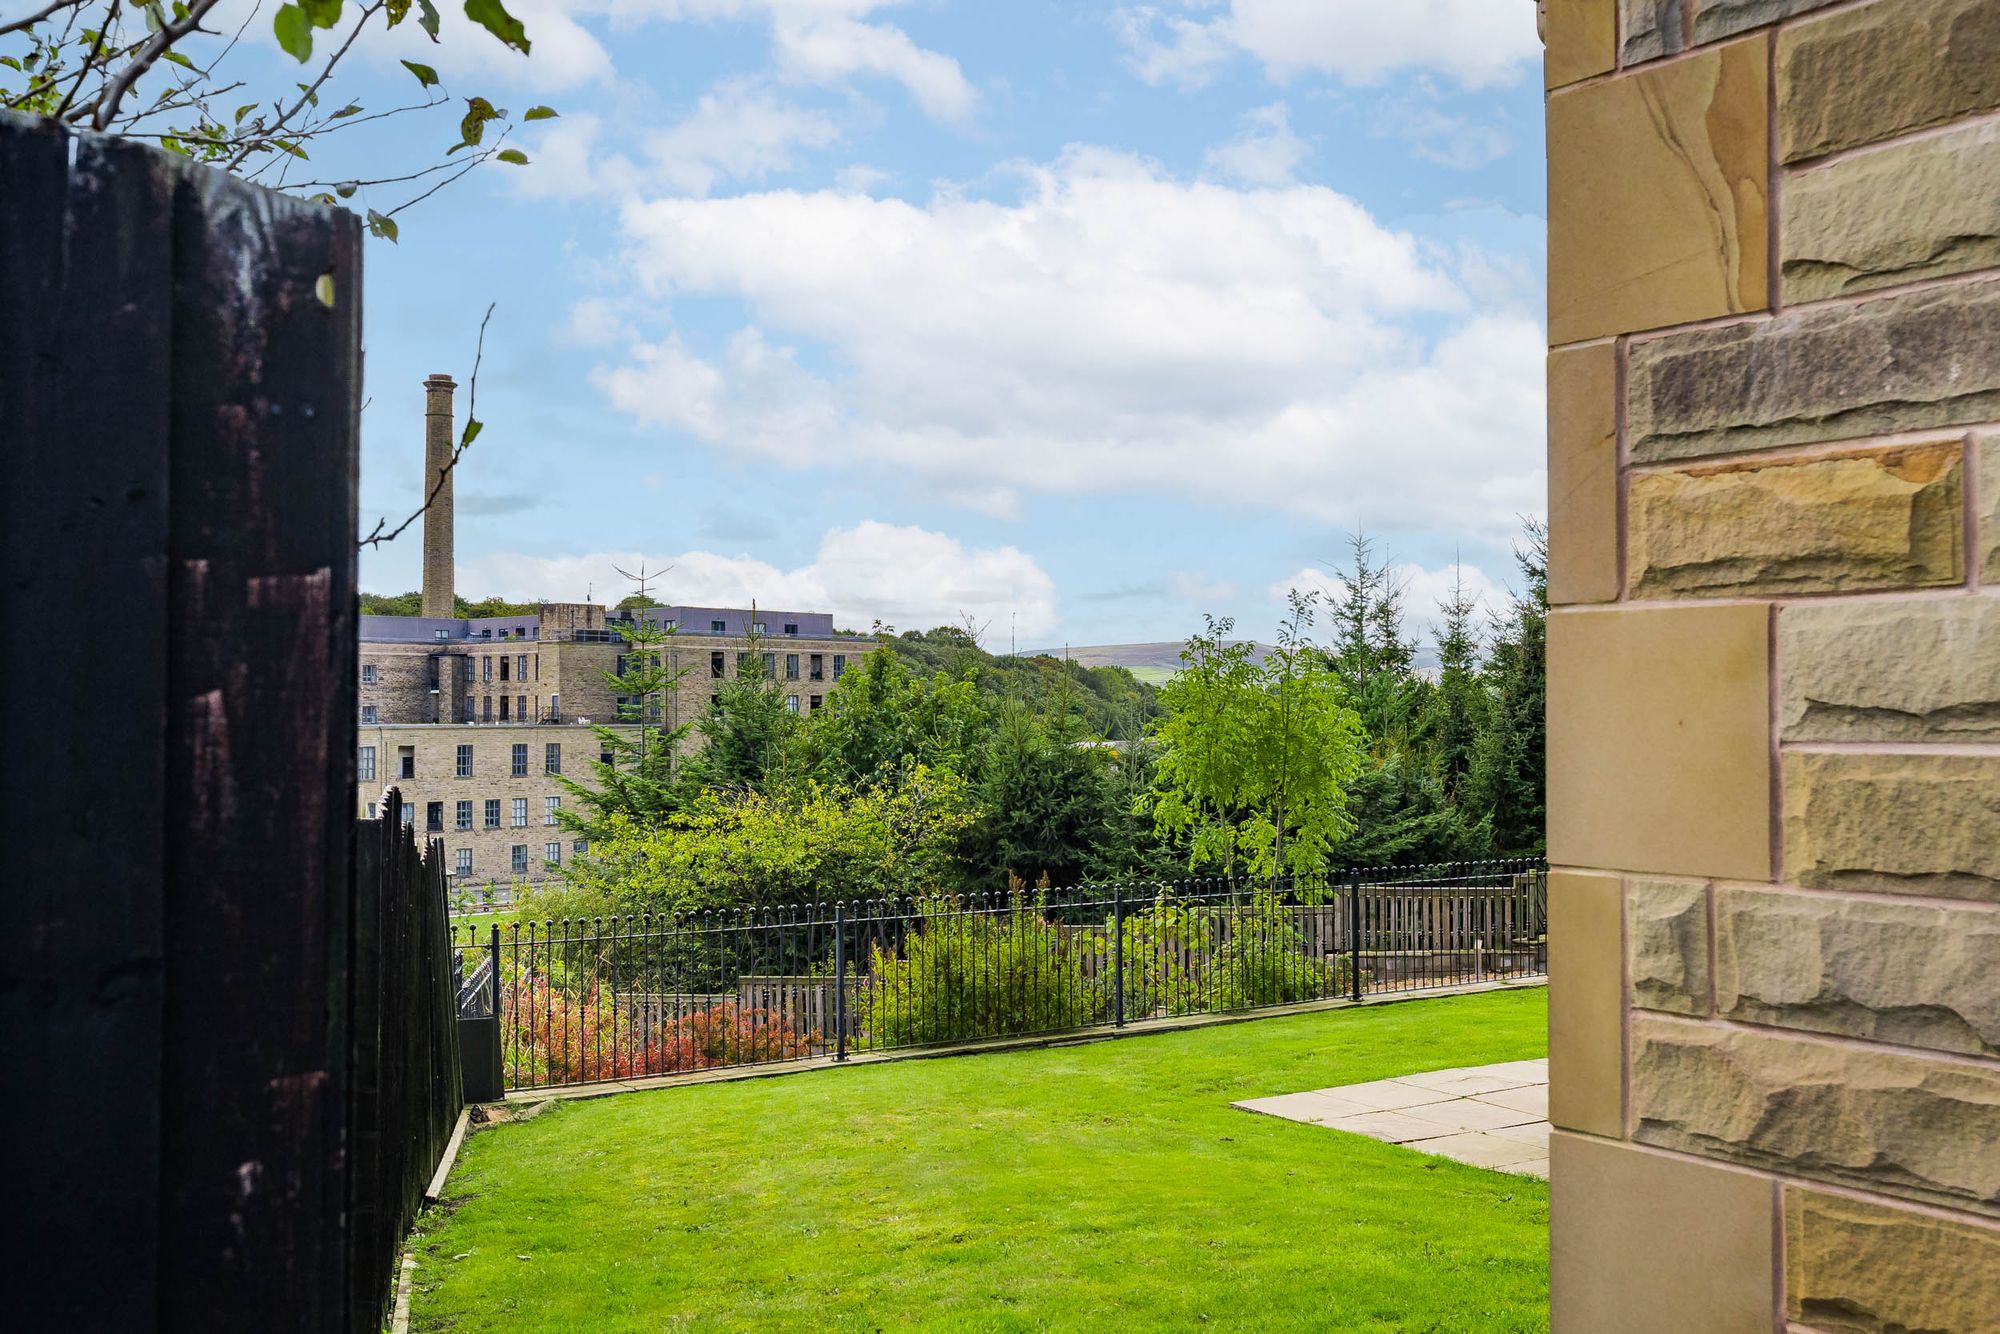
[{"x1": 1543, "y1": 2, "x2": 2000, "y2": 1329}]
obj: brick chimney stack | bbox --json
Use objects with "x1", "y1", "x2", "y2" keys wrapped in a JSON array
[{"x1": 421, "y1": 373, "x2": 457, "y2": 620}]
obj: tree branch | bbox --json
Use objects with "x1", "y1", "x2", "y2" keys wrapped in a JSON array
[
  {"x1": 89, "y1": 0, "x2": 225, "y2": 129},
  {"x1": 223, "y1": 0, "x2": 381, "y2": 170},
  {"x1": 0, "y1": 0, "x2": 79, "y2": 38}
]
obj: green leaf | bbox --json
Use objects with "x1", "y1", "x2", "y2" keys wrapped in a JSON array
[
  {"x1": 400, "y1": 59, "x2": 439, "y2": 88},
  {"x1": 335, "y1": 181, "x2": 358, "y2": 198},
  {"x1": 161, "y1": 50, "x2": 195, "y2": 70},
  {"x1": 367, "y1": 209, "x2": 400, "y2": 243},
  {"x1": 416, "y1": 0, "x2": 440, "y2": 40},
  {"x1": 273, "y1": 4, "x2": 314, "y2": 62},
  {"x1": 384, "y1": 0, "x2": 410, "y2": 26},
  {"x1": 330, "y1": 103, "x2": 362, "y2": 119},
  {"x1": 458, "y1": 95, "x2": 499, "y2": 147},
  {"x1": 496, "y1": 148, "x2": 528, "y2": 165},
  {"x1": 460, "y1": 419, "x2": 483, "y2": 447},
  {"x1": 523, "y1": 105, "x2": 557, "y2": 121},
  {"x1": 463, "y1": 0, "x2": 530, "y2": 55},
  {"x1": 299, "y1": 0, "x2": 343, "y2": 29},
  {"x1": 234, "y1": 103, "x2": 256, "y2": 125},
  {"x1": 0, "y1": 56, "x2": 21, "y2": 73}
]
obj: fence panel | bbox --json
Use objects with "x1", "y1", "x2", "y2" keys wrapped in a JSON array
[
  {"x1": 477, "y1": 859, "x2": 1547, "y2": 1093},
  {"x1": 2, "y1": 110, "x2": 460, "y2": 1333}
]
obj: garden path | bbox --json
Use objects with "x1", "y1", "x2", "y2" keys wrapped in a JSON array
[{"x1": 1232, "y1": 1057, "x2": 1550, "y2": 1177}]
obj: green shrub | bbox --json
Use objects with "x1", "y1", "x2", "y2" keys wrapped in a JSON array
[
  {"x1": 861, "y1": 898, "x2": 1102, "y2": 1047},
  {"x1": 1115, "y1": 892, "x2": 1346, "y2": 1017}
]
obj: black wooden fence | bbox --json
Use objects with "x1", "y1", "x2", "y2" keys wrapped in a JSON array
[{"x1": 1, "y1": 111, "x2": 461, "y2": 1330}]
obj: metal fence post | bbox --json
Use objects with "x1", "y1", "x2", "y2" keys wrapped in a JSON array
[
  {"x1": 489, "y1": 922, "x2": 502, "y2": 1016},
  {"x1": 833, "y1": 900, "x2": 849, "y2": 1062},
  {"x1": 1347, "y1": 868, "x2": 1363, "y2": 1003},
  {"x1": 1112, "y1": 881, "x2": 1125, "y2": 1028}
]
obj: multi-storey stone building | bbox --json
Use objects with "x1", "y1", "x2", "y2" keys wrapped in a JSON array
[{"x1": 359, "y1": 377, "x2": 867, "y2": 892}]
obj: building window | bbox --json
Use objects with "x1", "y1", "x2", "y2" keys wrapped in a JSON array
[
  {"x1": 425, "y1": 801, "x2": 444, "y2": 832},
  {"x1": 762, "y1": 652, "x2": 775, "y2": 679},
  {"x1": 461, "y1": 697, "x2": 475, "y2": 723},
  {"x1": 366, "y1": 802, "x2": 377, "y2": 820},
  {"x1": 599, "y1": 750, "x2": 614, "y2": 768},
  {"x1": 499, "y1": 695, "x2": 510, "y2": 721},
  {"x1": 545, "y1": 742, "x2": 561, "y2": 774},
  {"x1": 401, "y1": 804, "x2": 416, "y2": 827},
  {"x1": 786, "y1": 694, "x2": 800, "y2": 714},
  {"x1": 398, "y1": 746, "x2": 415, "y2": 779},
  {"x1": 484, "y1": 798, "x2": 501, "y2": 830},
  {"x1": 456, "y1": 800, "x2": 473, "y2": 831},
  {"x1": 360, "y1": 704, "x2": 378, "y2": 724},
  {"x1": 545, "y1": 796, "x2": 560, "y2": 825},
  {"x1": 358, "y1": 746, "x2": 377, "y2": 782},
  {"x1": 456, "y1": 744, "x2": 473, "y2": 778},
  {"x1": 833, "y1": 654, "x2": 846, "y2": 679},
  {"x1": 574, "y1": 838, "x2": 589, "y2": 854},
  {"x1": 455, "y1": 848, "x2": 473, "y2": 877},
  {"x1": 518, "y1": 694, "x2": 527, "y2": 721},
  {"x1": 785, "y1": 653, "x2": 799, "y2": 680},
  {"x1": 810, "y1": 653, "x2": 823, "y2": 681},
  {"x1": 736, "y1": 651, "x2": 751, "y2": 676},
  {"x1": 511, "y1": 845, "x2": 529, "y2": 876},
  {"x1": 809, "y1": 694, "x2": 823, "y2": 711},
  {"x1": 511, "y1": 743, "x2": 528, "y2": 777},
  {"x1": 482, "y1": 656, "x2": 492, "y2": 682},
  {"x1": 711, "y1": 651, "x2": 725, "y2": 678},
  {"x1": 549, "y1": 693, "x2": 560, "y2": 722},
  {"x1": 499, "y1": 655, "x2": 510, "y2": 682},
  {"x1": 361, "y1": 663, "x2": 377, "y2": 684},
  {"x1": 711, "y1": 619, "x2": 726, "y2": 633},
  {"x1": 752, "y1": 621, "x2": 766, "y2": 634},
  {"x1": 517, "y1": 654, "x2": 529, "y2": 680},
  {"x1": 783, "y1": 623, "x2": 799, "y2": 636},
  {"x1": 434, "y1": 629, "x2": 449, "y2": 642},
  {"x1": 511, "y1": 797, "x2": 528, "y2": 828},
  {"x1": 482, "y1": 696, "x2": 493, "y2": 722},
  {"x1": 545, "y1": 841, "x2": 562, "y2": 866}
]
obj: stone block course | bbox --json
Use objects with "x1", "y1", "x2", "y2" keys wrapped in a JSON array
[
  {"x1": 1628, "y1": 280, "x2": 2000, "y2": 461},
  {"x1": 1621, "y1": 0, "x2": 1846, "y2": 64},
  {"x1": 1626, "y1": 444, "x2": 1964, "y2": 596},
  {"x1": 1983, "y1": 437, "x2": 2000, "y2": 584},
  {"x1": 1547, "y1": 343, "x2": 1620, "y2": 605},
  {"x1": 1783, "y1": 120, "x2": 2000, "y2": 303},
  {"x1": 1629, "y1": 1016, "x2": 2000, "y2": 1215},
  {"x1": 1785, "y1": 1189, "x2": 2000, "y2": 1334},
  {"x1": 1547, "y1": 36, "x2": 1768, "y2": 343},
  {"x1": 1543, "y1": 0, "x2": 1616, "y2": 89},
  {"x1": 1779, "y1": 597, "x2": 2000, "y2": 742},
  {"x1": 1784, "y1": 751, "x2": 2000, "y2": 902},
  {"x1": 1628, "y1": 879, "x2": 1710, "y2": 1015},
  {"x1": 1549, "y1": 871, "x2": 1627, "y2": 1137},
  {"x1": 1715, "y1": 886, "x2": 2000, "y2": 1056},
  {"x1": 1548, "y1": 605, "x2": 1771, "y2": 880},
  {"x1": 1778, "y1": 0, "x2": 2000, "y2": 163}
]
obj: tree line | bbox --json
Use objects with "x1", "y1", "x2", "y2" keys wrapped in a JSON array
[{"x1": 519, "y1": 521, "x2": 1545, "y2": 919}]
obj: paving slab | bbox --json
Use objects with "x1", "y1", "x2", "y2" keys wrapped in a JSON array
[{"x1": 1233, "y1": 1057, "x2": 1550, "y2": 1179}]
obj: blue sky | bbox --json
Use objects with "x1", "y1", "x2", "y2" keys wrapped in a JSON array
[{"x1": 324, "y1": 0, "x2": 1547, "y2": 649}]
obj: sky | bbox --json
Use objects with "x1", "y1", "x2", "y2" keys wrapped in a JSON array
[{"x1": 315, "y1": 0, "x2": 1547, "y2": 650}]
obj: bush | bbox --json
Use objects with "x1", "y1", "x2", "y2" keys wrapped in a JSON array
[
  {"x1": 503, "y1": 979, "x2": 814, "y2": 1084},
  {"x1": 861, "y1": 898, "x2": 1102, "y2": 1047},
  {"x1": 1115, "y1": 892, "x2": 1346, "y2": 1018},
  {"x1": 1204, "y1": 894, "x2": 1336, "y2": 1011}
]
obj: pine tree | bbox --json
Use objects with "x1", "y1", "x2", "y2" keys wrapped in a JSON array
[
  {"x1": 1468, "y1": 520, "x2": 1548, "y2": 857},
  {"x1": 555, "y1": 613, "x2": 696, "y2": 839},
  {"x1": 1424, "y1": 561, "x2": 1487, "y2": 805}
]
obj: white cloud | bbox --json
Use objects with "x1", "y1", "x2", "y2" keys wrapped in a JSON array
[
  {"x1": 591, "y1": 146, "x2": 1544, "y2": 539},
  {"x1": 458, "y1": 522, "x2": 1059, "y2": 637},
  {"x1": 1371, "y1": 84, "x2": 1513, "y2": 170},
  {"x1": 600, "y1": 0, "x2": 975, "y2": 119},
  {"x1": 647, "y1": 79, "x2": 843, "y2": 194},
  {"x1": 1203, "y1": 102, "x2": 1307, "y2": 185},
  {"x1": 1119, "y1": 0, "x2": 1542, "y2": 89},
  {"x1": 1272, "y1": 559, "x2": 1511, "y2": 649},
  {"x1": 1170, "y1": 571, "x2": 1239, "y2": 605}
]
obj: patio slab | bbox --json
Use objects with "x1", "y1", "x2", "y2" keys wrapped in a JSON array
[{"x1": 1233, "y1": 1057, "x2": 1550, "y2": 1179}]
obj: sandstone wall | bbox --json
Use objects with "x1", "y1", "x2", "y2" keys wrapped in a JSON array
[{"x1": 1544, "y1": 2, "x2": 2000, "y2": 1328}]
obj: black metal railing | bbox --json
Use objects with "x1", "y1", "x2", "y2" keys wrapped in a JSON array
[{"x1": 458, "y1": 858, "x2": 1547, "y2": 1092}]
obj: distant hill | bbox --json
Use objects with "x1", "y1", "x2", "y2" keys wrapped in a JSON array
[{"x1": 1032, "y1": 642, "x2": 1272, "y2": 686}]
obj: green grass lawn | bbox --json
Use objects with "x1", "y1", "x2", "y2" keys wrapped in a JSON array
[{"x1": 412, "y1": 989, "x2": 1549, "y2": 1332}]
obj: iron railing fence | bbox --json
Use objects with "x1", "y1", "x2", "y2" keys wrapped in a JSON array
[{"x1": 457, "y1": 858, "x2": 1547, "y2": 1092}]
